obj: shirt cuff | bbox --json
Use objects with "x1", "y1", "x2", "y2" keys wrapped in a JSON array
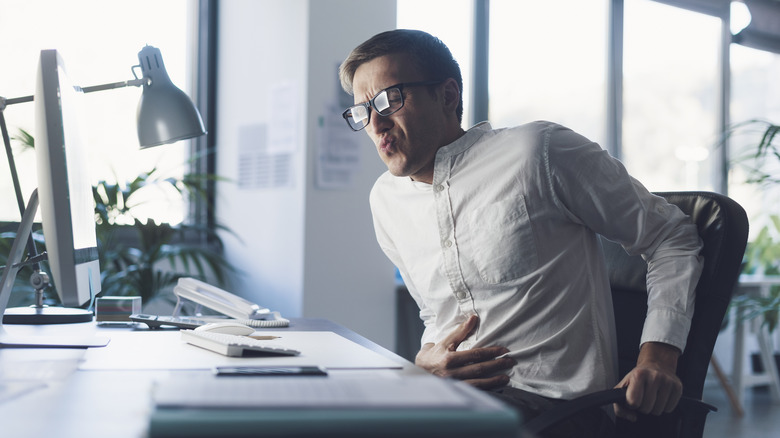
[
  {"x1": 640, "y1": 307, "x2": 692, "y2": 352},
  {"x1": 420, "y1": 323, "x2": 438, "y2": 346}
]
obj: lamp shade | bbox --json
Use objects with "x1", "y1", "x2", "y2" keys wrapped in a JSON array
[{"x1": 135, "y1": 45, "x2": 206, "y2": 148}]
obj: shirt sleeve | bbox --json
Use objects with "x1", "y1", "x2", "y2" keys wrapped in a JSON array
[
  {"x1": 369, "y1": 184, "x2": 439, "y2": 348},
  {"x1": 543, "y1": 123, "x2": 704, "y2": 352}
]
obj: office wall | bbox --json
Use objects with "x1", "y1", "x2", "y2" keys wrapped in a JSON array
[{"x1": 215, "y1": 0, "x2": 398, "y2": 349}]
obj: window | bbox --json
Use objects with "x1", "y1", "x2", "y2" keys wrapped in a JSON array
[
  {"x1": 488, "y1": 0, "x2": 608, "y2": 144},
  {"x1": 0, "y1": 0, "x2": 194, "y2": 225},
  {"x1": 397, "y1": 0, "x2": 474, "y2": 128},
  {"x1": 728, "y1": 44, "x2": 780, "y2": 227},
  {"x1": 622, "y1": 0, "x2": 721, "y2": 192},
  {"x1": 398, "y1": 0, "x2": 780, "y2": 196}
]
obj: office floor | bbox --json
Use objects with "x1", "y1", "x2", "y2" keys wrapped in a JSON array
[{"x1": 701, "y1": 381, "x2": 780, "y2": 437}]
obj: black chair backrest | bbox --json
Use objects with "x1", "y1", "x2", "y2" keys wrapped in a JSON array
[{"x1": 602, "y1": 191, "x2": 748, "y2": 436}]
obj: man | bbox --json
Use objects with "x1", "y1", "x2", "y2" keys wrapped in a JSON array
[{"x1": 339, "y1": 29, "x2": 703, "y2": 436}]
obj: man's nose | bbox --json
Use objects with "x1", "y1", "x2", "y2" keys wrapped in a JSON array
[{"x1": 368, "y1": 110, "x2": 393, "y2": 133}]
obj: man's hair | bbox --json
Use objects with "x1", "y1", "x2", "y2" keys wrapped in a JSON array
[{"x1": 339, "y1": 29, "x2": 464, "y2": 123}]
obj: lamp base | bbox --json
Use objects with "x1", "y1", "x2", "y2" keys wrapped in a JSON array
[{"x1": 3, "y1": 305, "x2": 93, "y2": 325}]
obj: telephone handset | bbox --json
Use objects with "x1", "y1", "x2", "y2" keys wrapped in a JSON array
[{"x1": 172, "y1": 277, "x2": 272, "y2": 320}]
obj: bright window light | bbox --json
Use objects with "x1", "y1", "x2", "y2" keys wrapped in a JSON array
[
  {"x1": 397, "y1": 0, "x2": 474, "y2": 128},
  {"x1": 0, "y1": 0, "x2": 193, "y2": 225},
  {"x1": 622, "y1": 0, "x2": 720, "y2": 191}
]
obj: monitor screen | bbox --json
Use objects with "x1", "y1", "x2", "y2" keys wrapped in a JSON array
[{"x1": 34, "y1": 49, "x2": 101, "y2": 308}]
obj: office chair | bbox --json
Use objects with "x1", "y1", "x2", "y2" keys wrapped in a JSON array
[{"x1": 524, "y1": 191, "x2": 749, "y2": 438}]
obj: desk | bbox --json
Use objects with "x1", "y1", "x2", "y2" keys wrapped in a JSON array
[{"x1": 0, "y1": 318, "x2": 518, "y2": 438}]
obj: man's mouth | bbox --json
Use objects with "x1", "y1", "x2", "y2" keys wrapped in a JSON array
[{"x1": 379, "y1": 136, "x2": 394, "y2": 153}]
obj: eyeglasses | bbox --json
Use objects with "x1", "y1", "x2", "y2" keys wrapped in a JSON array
[{"x1": 342, "y1": 80, "x2": 443, "y2": 131}]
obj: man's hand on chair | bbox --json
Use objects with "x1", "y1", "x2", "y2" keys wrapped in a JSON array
[{"x1": 614, "y1": 341, "x2": 683, "y2": 421}]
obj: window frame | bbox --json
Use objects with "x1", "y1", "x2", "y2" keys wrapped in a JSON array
[
  {"x1": 190, "y1": 0, "x2": 219, "y2": 236},
  {"x1": 467, "y1": 0, "x2": 745, "y2": 194}
]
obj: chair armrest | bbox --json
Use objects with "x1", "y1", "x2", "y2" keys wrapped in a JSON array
[{"x1": 522, "y1": 388, "x2": 716, "y2": 436}]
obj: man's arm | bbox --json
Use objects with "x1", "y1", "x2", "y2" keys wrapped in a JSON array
[
  {"x1": 415, "y1": 315, "x2": 516, "y2": 390},
  {"x1": 613, "y1": 210, "x2": 702, "y2": 420},
  {"x1": 540, "y1": 126, "x2": 703, "y2": 419}
]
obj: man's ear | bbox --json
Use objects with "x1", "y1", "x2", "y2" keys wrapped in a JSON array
[{"x1": 441, "y1": 78, "x2": 460, "y2": 114}]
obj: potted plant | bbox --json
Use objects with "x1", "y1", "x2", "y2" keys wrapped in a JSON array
[
  {"x1": 734, "y1": 214, "x2": 780, "y2": 331},
  {"x1": 727, "y1": 119, "x2": 780, "y2": 373},
  {"x1": 92, "y1": 167, "x2": 238, "y2": 307}
]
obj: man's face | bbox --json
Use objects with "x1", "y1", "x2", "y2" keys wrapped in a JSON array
[{"x1": 351, "y1": 54, "x2": 449, "y2": 184}]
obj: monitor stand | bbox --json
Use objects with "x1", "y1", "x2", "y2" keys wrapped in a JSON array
[
  {"x1": 0, "y1": 191, "x2": 108, "y2": 347},
  {"x1": 3, "y1": 258, "x2": 94, "y2": 325},
  {"x1": 3, "y1": 306, "x2": 93, "y2": 324}
]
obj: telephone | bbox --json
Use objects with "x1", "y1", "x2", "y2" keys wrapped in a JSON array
[{"x1": 172, "y1": 277, "x2": 273, "y2": 320}]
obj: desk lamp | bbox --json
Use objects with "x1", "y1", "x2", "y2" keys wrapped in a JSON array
[{"x1": 0, "y1": 45, "x2": 205, "y2": 326}]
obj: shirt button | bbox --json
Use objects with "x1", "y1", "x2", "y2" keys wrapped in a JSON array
[
  {"x1": 455, "y1": 291, "x2": 467, "y2": 300},
  {"x1": 443, "y1": 240, "x2": 453, "y2": 248},
  {"x1": 435, "y1": 184, "x2": 445, "y2": 192}
]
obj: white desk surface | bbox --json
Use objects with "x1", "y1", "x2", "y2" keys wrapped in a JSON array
[
  {"x1": 0, "y1": 318, "x2": 517, "y2": 438},
  {"x1": 79, "y1": 330, "x2": 401, "y2": 370}
]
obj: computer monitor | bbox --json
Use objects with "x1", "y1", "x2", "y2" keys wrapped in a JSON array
[
  {"x1": 35, "y1": 49, "x2": 102, "y2": 308},
  {"x1": 1, "y1": 49, "x2": 101, "y2": 325},
  {"x1": 0, "y1": 50, "x2": 108, "y2": 346}
]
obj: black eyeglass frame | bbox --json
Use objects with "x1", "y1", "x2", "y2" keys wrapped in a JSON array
[{"x1": 342, "y1": 80, "x2": 444, "y2": 132}]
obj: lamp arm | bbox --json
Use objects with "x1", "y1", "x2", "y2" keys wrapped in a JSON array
[
  {"x1": 0, "y1": 76, "x2": 147, "y2": 109},
  {"x1": 79, "y1": 78, "x2": 147, "y2": 94},
  {"x1": 0, "y1": 95, "x2": 34, "y2": 109}
]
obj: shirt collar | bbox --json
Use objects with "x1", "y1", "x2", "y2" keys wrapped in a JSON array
[
  {"x1": 429, "y1": 122, "x2": 492, "y2": 186},
  {"x1": 400, "y1": 122, "x2": 493, "y2": 188},
  {"x1": 436, "y1": 121, "x2": 492, "y2": 160}
]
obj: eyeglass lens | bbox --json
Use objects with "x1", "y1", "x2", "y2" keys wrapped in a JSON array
[{"x1": 345, "y1": 87, "x2": 403, "y2": 131}]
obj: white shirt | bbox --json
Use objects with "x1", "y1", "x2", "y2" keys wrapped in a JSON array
[{"x1": 369, "y1": 121, "x2": 703, "y2": 400}]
